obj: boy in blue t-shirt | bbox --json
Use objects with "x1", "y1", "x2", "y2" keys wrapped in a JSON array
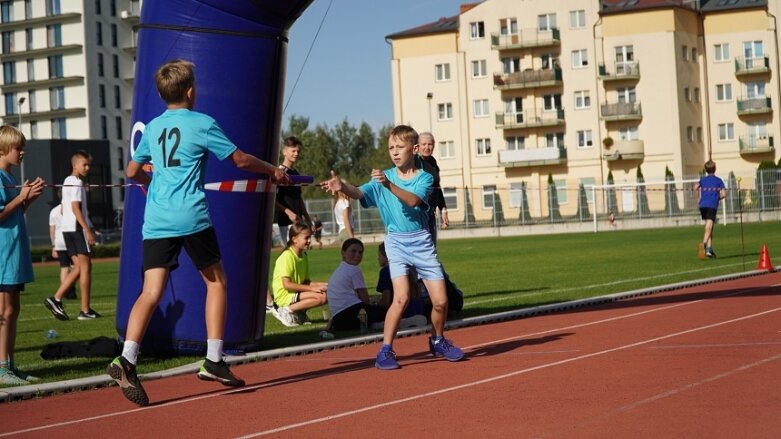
[
  {"x1": 107, "y1": 59, "x2": 289, "y2": 406},
  {"x1": 321, "y1": 125, "x2": 464, "y2": 370},
  {"x1": 695, "y1": 160, "x2": 726, "y2": 259}
]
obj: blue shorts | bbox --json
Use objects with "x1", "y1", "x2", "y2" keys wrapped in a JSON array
[{"x1": 384, "y1": 229, "x2": 443, "y2": 281}]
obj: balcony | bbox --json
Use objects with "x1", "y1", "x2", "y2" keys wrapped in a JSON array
[
  {"x1": 495, "y1": 109, "x2": 565, "y2": 129},
  {"x1": 493, "y1": 68, "x2": 562, "y2": 90},
  {"x1": 736, "y1": 97, "x2": 772, "y2": 115},
  {"x1": 598, "y1": 61, "x2": 640, "y2": 82},
  {"x1": 600, "y1": 101, "x2": 642, "y2": 121},
  {"x1": 603, "y1": 139, "x2": 645, "y2": 161},
  {"x1": 739, "y1": 135, "x2": 774, "y2": 154},
  {"x1": 734, "y1": 56, "x2": 770, "y2": 77},
  {"x1": 0, "y1": 43, "x2": 83, "y2": 62},
  {"x1": 498, "y1": 146, "x2": 567, "y2": 167},
  {"x1": 490, "y1": 28, "x2": 560, "y2": 51}
]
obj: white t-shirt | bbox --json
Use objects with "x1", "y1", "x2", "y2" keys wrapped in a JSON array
[
  {"x1": 333, "y1": 198, "x2": 353, "y2": 232},
  {"x1": 60, "y1": 175, "x2": 92, "y2": 232},
  {"x1": 327, "y1": 261, "x2": 366, "y2": 317},
  {"x1": 49, "y1": 204, "x2": 66, "y2": 251}
]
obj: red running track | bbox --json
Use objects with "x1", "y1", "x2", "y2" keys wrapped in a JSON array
[{"x1": 2, "y1": 272, "x2": 780, "y2": 438}]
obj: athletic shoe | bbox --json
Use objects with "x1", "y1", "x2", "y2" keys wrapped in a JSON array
[
  {"x1": 428, "y1": 336, "x2": 464, "y2": 362},
  {"x1": 275, "y1": 306, "x2": 299, "y2": 327},
  {"x1": 107, "y1": 356, "x2": 149, "y2": 407},
  {"x1": 0, "y1": 368, "x2": 29, "y2": 386},
  {"x1": 706, "y1": 248, "x2": 716, "y2": 258},
  {"x1": 375, "y1": 348, "x2": 400, "y2": 370},
  {"x1": 10, "y1": 361, "x2": 39, "y2": 382},
  {"x1": 296, "y1": 311, "x2": 312, "y2": 325},
  {"x1": 44, "y1": 297, "x2": 69, "y2": 321},
  {"x1": 399, "y1": 314, "x2": 428, "y2": 329},
  {"x1": 77, "y1": 308, "x2": 101, "y2": 320},
  {"x1": 265, "y1": 303, "x2": 275, "y2": 314},
  {"x1": 697, "y1": 242, "x2": 706, "y2": 260},
  {"x1": 197, "y1": 359, "x2": 245, "y2": 387}
]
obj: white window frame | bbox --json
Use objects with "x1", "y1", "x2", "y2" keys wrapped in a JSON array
[
  {"x1": 439, "y1": 140, "x2": 455, "y2": 159},
  {"x1": 443, "y1": 187, "x2": 458, "y2": 210},
  {"x1": 569, "y1": 10, "x2": 586, "y2": 29},
  {"x1": 437, "y1": 103, "x2": 453, "y2": 121},
  {"x1": 571, "y1": 49, "x2": 588, "y2": 68},
  {"x1": 471, "y1": 59, "x2": 487, "y2": 78},
  {"x1": 506, "y1": 135, "x2": 524, "y2": 151},
  {"x1": 499, "y1": 18, "x2": 517, "y2": 36},
  {"x1": 716, "y1": 83, "x2": 732, "y2": 102},
  {"x1": 684, "y1": 87, "x2": 691, "y2": 102},
  {"x1": 718, "y1": 123, "x2": 735, "y2": 141},
  {"x1": 482, "y1": 185, "x2": 498, "y2": 209},
  {"x1": 475, "y1": 138, "x2": 491, "y2": 156},
  {"x1": 574, "y1": 90, "x2": 590, "y2": 109},
  {"x1": 543, "y1": 94, "x2": 562, "y2": 111},
  {"x1": 546, "y1": 132, "x2": 565, "y2": 148},
  {"x1": 469, "y1": 21, "x2": 485, "y2": 39},
  {"x1": 580, "y1": 177, "x2": 596, "y2": 203},
  {"x1": 473, "y1": 99, "x2": 489, "y2": 118},
  {"x1": 687, "y1": 126, "x2": 694, "y2": 142},
  {"x1": 435, "y1": 63, "x2": 451, "y2": 82},
  {"x1": 618, "y1": 126, "x2": 639, "y2": 141},
  {"x1": 509, "y1": 182, "x2": 525, "y2": 208},
  {"x1": 554, "y1": 179, "x2": 568, "y2": 204},
  {"x1": 714, "y1": 43, "x2": 730, "y2": 62},
  {"x1": 576, "y1": 130, "x2": 593, "y2": 148},
  {"x1": 538, "y1": 13, "x2": 557, "y2": 31}
]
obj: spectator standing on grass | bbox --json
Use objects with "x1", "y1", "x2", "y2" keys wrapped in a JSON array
[
  {"x1": 0, "y1": 125, "x2": 45, "y2": 385},
  {"x1": 695, "y1": 160, "x2": 726, "y2": 259},
  {"x1": 106, "y1": 59, "x2": 289, "y2": 407},
  {"x1": 320, "y1": 124, "x2": 463, "y2": 370},
  {"x1": 333, "y1": 189, "x2": 354, "y2": 242},
  {"x1": 44, "y1": 150, "x2": 99, "y2": 321},
  {"x1": 49, "y1": 194, "x2": 77, "y2": 300}
]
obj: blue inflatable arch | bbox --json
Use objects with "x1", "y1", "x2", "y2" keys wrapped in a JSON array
[{"x1": 117, "y1": 0, "x2": 314, "y2": 355}]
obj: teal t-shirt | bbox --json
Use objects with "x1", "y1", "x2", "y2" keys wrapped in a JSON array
[
  {"x1": 132, "y1": 109, "x2": 237, "y2": 239},
  {"x1": 0, "y1": 170, "x2": 34, "y2": 284},
  {"x1": 359, "y1": 167, "x2": 432, "y2": 233}
]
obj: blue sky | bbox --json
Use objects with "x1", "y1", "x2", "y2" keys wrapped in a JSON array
[{"x1": 283, "y1": 0, "x2": 463, "y2": 132}]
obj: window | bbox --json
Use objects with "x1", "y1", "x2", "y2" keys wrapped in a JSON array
[
  {"x1": 49, "y1": 86, "x2": 64, "y2": 109},
  {"x1": 475, "y1": 138, "x2": 491, "y2": 156},
  {"x1": 580, "y1": 178, "x2": 596, "y2": 203},
  {"x1": 687, "y1": 126, "x2": 694, "y2": 142},
  {"x1": 46, "y1": 0, "x2": 61, "y2": 16},
  {"x1": 509, "y1": 183, "x2": 525, "y2": 208},
  {"x1": 697, "y1": 127, "x2": 703, "y2": 142},
  {"x1": 100, "y1": 115, "x2": 107, "y2": 139},
  {"x1": 114, "y1": 85, "x2": 121, "y2": 108},
  {"x1": 717, "y1": 123, "x2": 734, "y2": 141},
  {"x1": 570, "y1": 10, "x2": 586, "y2": 29},
  {"x1": 26, "y1": 58, "x2": 33, "y2": 81},
  {"x1": 746, "y1": 80, "x2": 766, "y2": 98},
  {"x1": 112, "y1": 54, "x2": 119, "y2": 77},
  {"x1": 4, "y1": 92, "x2": 16, "y2": 115},
  {"x1": 98, "y1": 53, "x2": 104, "y2": 76},
  {"x1": 96, "y1": 22, "x2": 103, "y2": 46},
  {"x1": 502, "y1": 57, "x2": 520, "y2": 73},
  {"x1": 439, "y1": 140, "x2": 455, "y2": 159},
  {"x1": 1, "y1": 1, "x2": 11, "y2": 23},
  {"x1": 499, "y1": 18, "x2": 517, "y2": 35},
  {"x1": 541, "y1": 53, "x2": 557, "y2": 70},
  {"x1": 571, "y1": 49, "x2": 588, "y2": 68},
  {"x1": 2, "y1": 31, "x2": 15, "y2": 54},
  {"x1": 691, "y1": 47, "x2": 697, "y2": 62},
  {"x1": 471, "y1": 60, "x2": 487, "y2": 78},
  {"x1": 437, "y1": 103, "x2": 453, "y2": 121},
  {"x1": 29, "y1": 120, "x2": 37, "y2": 138},
  {"x1": 743, "y1": 40, "x2": 764, "y2": 64},
  {"x1": 716, "y1": 83, "x2": 732, "y2": 101},
  {"x1": 25, "y1": 28, "x2": 32, "y2": 50},
  {"x1": 619, "y1": 126, "x2": 639, "y2": 140},
  {"x1": 482, "y1": 185, "x2": 497, "y2": 209},
  {"x1": 117, "y1": 147, "x2": 124, "y2": 171},
  {"x1": 3, "y1": 61, "x2": 15, "y2": 84},
  {"x1": 51, "y1": 117, "x2": 66, "y2": 138},
  {"x1": 110, "y1": 0, "x2": 116, "y2": 16},
  {"x1": 747, "y1": 121, "x2": 768, "y2": 141},
  {"x1": 617, "y1": 87, "x2": 636, "y2": 103},
  {"x1": 684, "y1": 87, "x2": 691, "y2": 102},
  {"x1": 553, "y1": 179, "x2": 568, "y2": 204},
  {"x1": 111, "y1": 23, "x2": 118, "y2": 47},
  {"x1": 435, "y1": 64, "x2": 451, "y2": 81},
  {"x1": 681, "y1": 45, "x2": 688, "y2": 60},
  {"x1": 27, "y1": 89, "x2": 34, "y2": 111},
  {"x1": 99, "y1": 84, "x2": 106, "y2": 107},
  {"x1": 95, "y1": 0, "x2": 101, "y2": 14},
  {"x1": 543, "y1": 94, "x2": 561, "y2": 111},
  {"x1": 694, "y1": 87, "x2": 700, "y2": 103},
  {"x1": 469, "y1": 21, "x2": 485, "y2": 39},
  {"x1": 577, "y1": 130, "x2": 593, "y2": 148},
  {"x1": 506, "y1": 136, "x2": 524, "y2": 150},
  {"x1": 47, "y1": 55, "x2": 63, "y2": 78},
  {"x1": 473, "y1": 99, "x2": 489, "y2": 118},
  {"x1": 25, "y1": 0, "x2": 31, "y2": 19},
  {"x1": 538, "y1": 13, "x2": 557, "y2": 31},
  {"x1": 116, "y1": 116, "x2": 123, "y2": 139},
  {"x1": 546, "y1": 132, "x2": 565, "y2": 148},
  {"x1": 443, "y1": 187, "x2": 458, "y2": 210},
  {"x1": 574, "y1": 90, "x2": 590, "y2": 109},
  {"x1": 713, "y1": 43, "x2": 730, "y2": 62},
  {"x1": 47, "y1": 24, "x2": 62, "y2": 47}
]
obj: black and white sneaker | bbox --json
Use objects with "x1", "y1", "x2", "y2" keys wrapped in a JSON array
[
  {"x1": 197, "y1": 359, "x2": 245, "y2": 387},
  {"x1": 77, "y1": 308, "x2": 101, "y2": 320},
  {"x1": 44, "y1": 297, "x2": 69, "y2": 321},
  {"x1": 107, "y1": 356, "x2": 149, "y2": 407}
]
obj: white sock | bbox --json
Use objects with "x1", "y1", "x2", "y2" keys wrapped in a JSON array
[
  {"x1": 206, "y1": 339, "x2": 223, "y2": 363},
  {"x1": 122, "y1": 341, "x2": 140, "y2": 365}
]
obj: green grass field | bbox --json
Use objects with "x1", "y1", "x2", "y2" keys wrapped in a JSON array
[{"x1": 7, "y1": 221, "x2": 780, "y2": 386}]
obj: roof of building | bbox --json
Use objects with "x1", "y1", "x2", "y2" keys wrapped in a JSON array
[
  {"x1": 386, "y1": 15, "x2": 459, "y2": 40},
  {"x1": 700, "y1": 0, "x2": 766, "y2": 13},
  {"x1": 600, "y1": 0, "x2": 766, "y2": 15}
]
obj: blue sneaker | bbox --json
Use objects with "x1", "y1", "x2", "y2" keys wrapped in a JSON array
[
  {"x1": 375, "y1": 348, "x2": 400, "y2": 370},
  {"x1": 429, "y1": 336, "x2": 464, "y2": 362}
]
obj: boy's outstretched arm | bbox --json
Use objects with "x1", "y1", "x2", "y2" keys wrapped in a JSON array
[
  {"x1": 320, "y1": 170, "x2": 363, "y2": 199},
  {"x1": 230, "y1": 149, "x2": 290, "y2": 184}
]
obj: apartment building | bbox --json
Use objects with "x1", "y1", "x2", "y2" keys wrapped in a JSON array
[
  {"x1": 0, "y1": 0, "x2": 141, "y2": 233},
  {"x1": 388, "y1": 0, "x2": 780, "y2": 222}
]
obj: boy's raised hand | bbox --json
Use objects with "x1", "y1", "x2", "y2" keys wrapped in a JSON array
[
  {"x1": 272, "y1": 167, "x2": 290, "y2": 186},
  {"x1": 371, "y1": 169, "x2": 388, "y2": 187},
  {"x1": 319, "y1": 170, "x2": 342, "y2": 195},
  {"x1": 20, "y1": 177, "x2": 45, "y2": 204}
]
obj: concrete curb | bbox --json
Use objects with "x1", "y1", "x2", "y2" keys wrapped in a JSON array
[{"x1": 1, "y1": 268, "x2": 774, "y2": 403}]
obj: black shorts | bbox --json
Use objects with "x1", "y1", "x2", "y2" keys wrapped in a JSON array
[
  {"x1": 700, "y1": 207, "x2": 718, "y2": 221},
  {"x1": 142, "y1": 227, "x2": 221, "y2": 272},
  {"x1": 56, "y1": 250, "x2": 72, "y2": 268},
  {"x1": 63, "y1": 230, "x2": 90, "y2": 257},
  {"x1": 331, "y1": 303, "x2": 387, "y2": 331},
  {"x1": 0, "y1": 284, "x2": 24, "y2": 292}
]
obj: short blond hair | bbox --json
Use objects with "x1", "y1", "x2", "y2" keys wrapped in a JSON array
[
  {"x1": 155, "y1": 59, "x2": 195, "y2": 104},
  {"x1": 0, "y1": 125, "x2": 25, "y2": 155},
  {"x1": 388, "y1": 124, "x2": 418, "y2": 146}
]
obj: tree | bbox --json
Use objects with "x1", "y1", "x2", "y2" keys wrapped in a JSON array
[
  {"x1": 577, "y1": 183, "x2": 591, "y2": 220},
  {"x1": 636, "y1": 166, "x2": 650, "y2": 216},
  {"x1": 606, "y1": 170, "x2": 618, "y2": 215},
  {"x1": 547, "y1": 173, "x2": 562, "y2": 222},
  {"x1": 664, "y1": 166, "x2": 681, "y2": 215}
]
